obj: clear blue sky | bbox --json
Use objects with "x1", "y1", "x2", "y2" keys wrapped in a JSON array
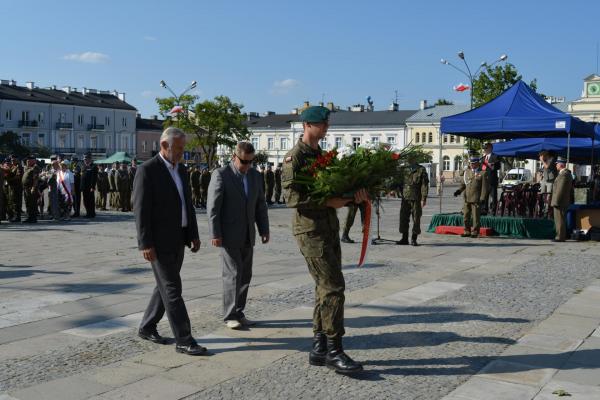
[{"x1": 2, "y1": 0, "x2": 598, "y2": 116}]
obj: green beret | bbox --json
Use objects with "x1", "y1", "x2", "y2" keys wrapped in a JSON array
[{"x1": 300, "y1": 106, "x2": 330, "y2": 123}]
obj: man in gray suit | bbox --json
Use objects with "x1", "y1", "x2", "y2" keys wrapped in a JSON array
[
  {"x1": 207, "y1": 141, "x2": 270, "y2": 329},
  {"x1": 133, "y1": 127, "x2": 207, "y2": 356}
]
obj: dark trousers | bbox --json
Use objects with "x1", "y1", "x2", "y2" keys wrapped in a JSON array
[
  {"x1": 140, "y1": 245, "x2": 194, "y2": 345},
  {"x1": 221, "y1": 246, "x2": 254, "y2": 321},
  {"x1": 83, "y1": 189, "x2": 95, "y2": 217},
  {"x1": 73, "y1": 189, "x2": 81, "y2": 216}
]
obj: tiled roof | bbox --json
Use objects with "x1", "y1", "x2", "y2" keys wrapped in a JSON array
[{"x1": 406, "y1": 105, "x2": 470, "y2": 123}]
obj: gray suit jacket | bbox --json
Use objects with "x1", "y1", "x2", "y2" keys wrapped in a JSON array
[
  {"x1": 133, "y1": 154, "x2": 199, "y2": 253},
  {"x1": 207, "y1": 163, "x2": 269, "y2": 248}
]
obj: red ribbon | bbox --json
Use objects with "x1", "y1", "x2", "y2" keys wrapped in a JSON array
[{"x1": 358, "y1": 201, "x2": 372, "y2": 267}]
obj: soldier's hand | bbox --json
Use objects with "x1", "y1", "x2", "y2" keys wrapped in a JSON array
[
  {"x1": 191, "y1": 239, "x2": 201, "y2": 253},
  {"x1": 261, "y1": 234, "x2": 270, "y2": 244},
  {"x1": 421, "y1": 199, "x2": 427, "y2": 208},
  {"x1": 211, "y1": 238, "x2": 223, "y2": 247},
  {"x1": 325, "y1": 197, "x2": 351, "y2": 209},
  {"x1": 141, "y1": 247, "x2": 157, "y2": 262},
  {"x1": 453, "y1": 190, "x2": 461, "y2": 197},
  {"x1": 354, "y1": 189, "x2": 370, "y2": 204}
]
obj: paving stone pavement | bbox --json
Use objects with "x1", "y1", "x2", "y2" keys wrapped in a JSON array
[{"x1": 1, "y1": 194, "x2": 600, "y2": 399}]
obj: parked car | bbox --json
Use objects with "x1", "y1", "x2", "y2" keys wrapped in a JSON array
[{"x1": 501, "y1": 168, "x2": 533, "y2": 189}]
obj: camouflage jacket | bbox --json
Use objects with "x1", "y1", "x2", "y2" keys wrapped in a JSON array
[
  {"x1": 457, "y1": 167, "x2": 489, "y2": 203},
  {"x1": 399, "y1": 164, "x2": 429, "y2": 201}
]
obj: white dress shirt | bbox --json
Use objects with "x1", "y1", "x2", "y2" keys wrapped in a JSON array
[{"x1": 159, "y1": 153, "x2": 188, "y2": 228}]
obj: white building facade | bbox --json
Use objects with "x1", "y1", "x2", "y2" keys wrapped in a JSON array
[{"x1": 0, "y1": 80, "x2": 137, "y2": 158}]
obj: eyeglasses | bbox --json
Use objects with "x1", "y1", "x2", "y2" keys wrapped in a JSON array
[{"x1": 236, "y1": 155, "x2": 254, "y2": 165}]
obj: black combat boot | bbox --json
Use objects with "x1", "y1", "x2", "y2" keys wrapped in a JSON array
[
  {"x1": 397, "y1": 234, "x2": 409, "y2": 245},
  {"x1": 410, "y1": 234, "x2": 419, "y2": 246},
  {"x1": 309, "y1": 332, "x2": 327, "y2": 366},
  {"x1": 325, "y1": 337, "x2": 363, "y2": 374},
  {"x1": 340, "y1": 234, "x2": 354, "y2": 244}
]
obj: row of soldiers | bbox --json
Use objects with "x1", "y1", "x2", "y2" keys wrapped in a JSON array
[
  {"x1": 0, "y1": 154, "x2": 41, "y2": 224},
  {"x1": 95, "y1": 161, "x2": 135, "y2": 212},
  {"x1": 259, "y1": 163, "x2": 283, "y2": 205}
]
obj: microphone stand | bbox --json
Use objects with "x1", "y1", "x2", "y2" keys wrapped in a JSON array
[{"x1": 371, "y1": 196, "x2": 400, "y2": 245}]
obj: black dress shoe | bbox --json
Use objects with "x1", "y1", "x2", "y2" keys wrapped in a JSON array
[
  {"x1": 138, "y1": 329, "x2": 167, "y2": 344},
  {"x1": 340, "y1": 235, "x2": 355, "y2": 244},
  {"x1": 410, "y1": 234, "x2": 419, "y2": 246},
  {"x1": 176, "y1": 342, "x2": 208, "y2": 355},
  {"x1": 397, "y1": 235, "x2": 409, "y2": 245}
]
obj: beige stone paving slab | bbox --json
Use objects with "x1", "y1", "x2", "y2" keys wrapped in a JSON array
[
  {"x1": 527, "y1": 313, "x2": 600, "y2": 340},
  {"x1": 499, "y1": 344, "x2": 573, "y2": 369},
  {"x1": 534, "y1": 379, "x2": 600, "y2": 399},
  {"x1": 83, "y1": 361, "x2": 165, "y2": 388},
  {"x1": 0, "y1": 331, "x2": 87, "y2": 361},
  {"x1": 0, "y1": 394, "x2": 20, "y2": 400},
  {"x1": 128, "y1": 346, "x2": 203, "y2": 369},
  {"x1": 551, "y1": 362, "x2": 600, "y2": 387},
  {"x1": 557, "y1": 296, "x2": 600, "y2": 319},
  {"x1": 516, "y1": 333, "x2": 583, "y2": 352},
  {"x1": 476, "y1": 359, "x2": 556, "y2": 388},
  {"x1": 9, "y1": 375, "x2": 112, "y2": 400},
  {"x1": 61, "y1": 312, "x2": 143, "y2": 338},
  {"x1": 88, "y1": 376, "x2": 201, "y2": 400},
  {"x1": 444, "y1": 376, "x2": 539, "y2": 400},
  {"x1": 565, "y1": 337, "x2": 600, "y2": 367}
]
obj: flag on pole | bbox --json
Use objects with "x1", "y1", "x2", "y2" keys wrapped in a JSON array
[
  {"x1": 170, "y1": 105, "x2": 184, "y2": 114},
  {"x1": 453, "y1": 83, "x2": 470, "y2": 92}
]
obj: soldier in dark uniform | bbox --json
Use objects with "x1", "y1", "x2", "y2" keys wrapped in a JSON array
[
  {"x1": 398, "y1": 154, "x2": 429, "y2": 246},
  {"x1": 551, "y1": 157, "x2": 573, "y2": 242},
  {"x1": 22, "y1": 155, "x2": 41, "y2": 223},
  {"x1": 264, "y1": 164, "x2": 275, "y2": 205},
  {"x1": 96, "y1": 165, "x2": 109, "y2": 210},
  {"x1": 81, "y1": 153, "x2": 98, "y2": 218},
  {"x1": 6, "y1": 156, "x2": 24, "y2": 222},
  {"x1": 0, "y1": 157, "x2": 10, "y2": 223},
  {"x1": 454, "y1": 157, "x2": 489, "y2": 238},
  {"x1": 109, "y1": 162, "x2": 120, "y2": 209},
  {"x1": 282, "y1": 105, "x2": 366, "y2": 374},
  {"x1": 46, "y1": 156, "x2": 60, "y2": 220},
  {"x1": 340, "y1": 203, "x2": 365, "y2": 243},
  {"x1": 116, "y1": 162, "x2": 131, "y2": 211},
  {"x1": 129, "y1": 159, "x2": 137, "y2": 209},
  {"x1": 274, "y1": 163, "x2": 283, "y2": 204},
  {"x1": 190, "y1": 166, "x2": 201, "y2": 207},
  {"x1": 71, "y1": 157, "x2": 82, "y2": 217},
  {"x1": 200, "y1": 168, "x2": 211, "y2": 208}
]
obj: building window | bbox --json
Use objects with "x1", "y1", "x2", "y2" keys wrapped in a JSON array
[
  {"x1": 91, "y1": 116, "x2": 97, "y2": 127},
  {"x1": 267, "y1": 137, "x2": 274, "y2": 150},
  {"x1": 251, "y1": 137, "x2": 259, "y2": 149},
  {"x1": 78, "y1": 114, "x2": 84, "y2": 126},
  {"x1": 456, "y1": 136, "x2": 460, "y2": 144},
  {"x1": 107, "y1": 136, "x2": 112, "y2": 150},
  {"x1": 443, "y1": 155, "x2": 450, "y2": 171},
  {"x1": 58, "y1": 112, "x2": 66, "y2": 122},
  {"x1": 21, "y1": 133, "x2": 30, "y2": 146},
  {"x1": 152, "y1": 141, "x2": 158, "y2": 151},
  {"x1": 105, "y1": 116, "x2": 110, "y2": 127},
  {"x1": 142, "y1": 141, "x2": 147, "y2": 152},
  {"x1": 415, "y1": 132, "x2": 420, "y2": 143},
  {"x1": 335, "y1": 137, "x2": 343, "y2": 148},
  {"x1": 454, "y1": 156, "x2": 462, "y2": 171},
  {"x1": 421, "y1": 132, "x2": 426, "y2": 143},
  {"x1": 37, "y1": 133, "x2": 45, "y2": 146},
  {"x1": 428, "y1": 132, "x2": 433, "y2": 143},
  {"x1": 21, "y1": 111, "x2": 30, "y2": 122},
  {"x1": 443, "y1": 135, "x2": 448, "y2": 143},
  {"x1": 352, "y1": 137, "x2": 361, "y2": 149},
  {"x1": 58, "y1": 134, "x2": 66, "y2": 148},
  {"x1": 280, "y1": 137, "x2": 288, "y2": 150},
  {"x1": 78, "y1": 135, "x2": 84, "y2": 149},
  {"x1": 122, "y1": 136, "x2": 128, "y2": 150},
  {"x1": 5, "y1": 110, "x2": 12, "y2": 121},
  {"x1": 372, "y1": 137, "x2": 380, "y2": 146},
  {"x1": 90, "y1": 136, "x2": 97, "y2": 149},
  {"x1": 319, "y1": 139, "x2": 328, "y2": 149},
  {"x1": 38, "y1": 112, "x2": 44, "y2": 123},
  {"x1": 450, "y1": 135, "x2": 455, "y2": 143},
  {"x1": 122, "y1": 117, "x2": 127, "y2": 127}
]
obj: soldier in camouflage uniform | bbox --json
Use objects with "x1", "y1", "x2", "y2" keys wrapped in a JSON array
[
  {"x1": 0, "y1": 158, "x2": 9, "y2": 223},
  {"x1": 264, "y1": 164, "x2": 275, "y2": 205},
  {"x1": 274, "y1": 163, "x2": 283, "y2": 204},
  {"x1": 22, "y1": 155, "x2": 41, "y2": 223},
  {"x1": 282, "y1": 105, "x2": 366, "y2": 374},
  {"x1": 96, "y1": 165, "x2": 109, "y2": 210},
  {"x1": 190, "y1": 166, "x2": 201, "y2": 207},
  {"x1": 340, "y1": 203, "x2": 365, "y2": 243},
  {"x1": 6, "y1": 156, "x2": 24, "y2": 222},
  {"x1": 116, "y1": 162, "x2": 131, "y2": 212},
  {"x1": 454, "y1": 157, "x2": 489, "y2": 238},
  {"x1": 398, "y1": 155, "x2": 429, "y2": 246},
  {"x1": 200, "y1": 168, "x2": 211, "y2": 208}
]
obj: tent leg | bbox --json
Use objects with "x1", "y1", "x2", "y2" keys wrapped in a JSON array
[{"x1": 567, "y1": 133, "x2": 571, "y2": 165}]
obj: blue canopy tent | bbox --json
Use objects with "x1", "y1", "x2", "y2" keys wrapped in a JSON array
[
  {"x1": 441, "y1": 80, "x2": 596, "y2": 163},
  {"x1": 492, "y1": 127, "x2": 600, "y2": 163}
]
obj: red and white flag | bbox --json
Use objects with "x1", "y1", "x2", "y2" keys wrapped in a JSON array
[
  {"x1": 453, "y1": 83, "x2": 470, "y2": 92},
  {"x1": 170, "y1": 105, "x2": 184, "y2": 114}
]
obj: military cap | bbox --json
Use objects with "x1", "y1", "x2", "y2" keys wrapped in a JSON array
[
  {"x1": 300, "y1": 106, "x2": 330, "y2": 123},
  {"x1": 84, "y1": 152, "x2": 92, "y2": 159},
  {"x1": 556, "y1": 156, "x2": 567, "y2": 164},
  {"x1": 26, "y1": 154, "x2": 36, "y2": 160},
  {"x1": 50, "y1": 155, "x2": 58, "y2": 161},
  {"x1": 469, "y1": 156, "x2": 480, "y2": 163}
]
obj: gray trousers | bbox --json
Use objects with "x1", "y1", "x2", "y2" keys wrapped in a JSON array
[
  {"x1": 140, "y1": 245, "x2": 194, "y2": 345},
  {"x1": 221, "y1": 246, "x2": 254, "y2": 321}
]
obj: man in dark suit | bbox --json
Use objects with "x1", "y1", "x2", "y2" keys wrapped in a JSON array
[
  {"x1": 133, "y1": 127, "x2": 206, "y2": 356},
  {"x1": 207, "y1": 142, "x2": 270, "y2": 330},
  {"x1": 81, "y1": 153, "x2": 98, "y2": 218},
  {"x1": 480, "y1": 142, "x2": 500, "y2": 215}
]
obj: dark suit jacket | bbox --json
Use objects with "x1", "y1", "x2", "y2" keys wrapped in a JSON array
[
  {"x1": 133, "y1": 154, "x2": 199, "y2": 253},
  {"x1": 81, "y1": 164, "x2": 98, "y2": 191},
  {"x1": 207, "y1": 163, "x2": 269, "y2": 248},
  {"x1": 480, "y1": 153, "x2": 500, "y2": 186}
]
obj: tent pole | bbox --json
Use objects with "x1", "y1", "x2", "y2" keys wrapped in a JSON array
[
  {"x1": 438, "y1": 131, "x2": 443, "y2": 214},
  {"x1": 591, "y1": 135, "x2": 595, "y2": 171},
  {"x1": 567, "y1": 133, "x2": 571, "y2": 165}
]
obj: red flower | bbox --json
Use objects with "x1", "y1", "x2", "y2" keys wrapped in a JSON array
[{"x1": 391, "y1": 153, "x2": 400, "y2": 160}]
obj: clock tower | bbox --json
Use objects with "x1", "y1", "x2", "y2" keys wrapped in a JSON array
[{"x1": 568, "y1": 74, "x2": 600, "y2": 123}]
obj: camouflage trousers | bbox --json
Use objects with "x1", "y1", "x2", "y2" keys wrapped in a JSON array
[
  {"x1": 295, "y1": 232, "x2": 345, "y2": 339},
  {"x1": 463, "y1": 201, "x2": 481, "y2": 233},
  {"x1": 274, "y1": 184, "x2": 282, "y2": 203},
  {"x1": 23, "y1": 189, "x2": 38, "y2": 220},
  {"x1": 399, "y1": 200, "x2": 422, "y2": 236},
  {"x1": 7, "y1": 186, "x2": 22, "y2": 219},
  {"x1": 343, "y1": 203, "x2": 365, "y2": 237}
]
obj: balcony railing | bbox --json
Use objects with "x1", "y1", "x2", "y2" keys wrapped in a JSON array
[
  {"x1": 52, "y1": 147, "x2": 76, "y2": 154},
  {"x1": 56, "y1": 122, "x2": 73, "y2": 129},
  {"x1": 18, "y1": 120, "x2": 38, "y2": 128},
  {"x1": 85, "y1": 148, "x2": 107, "y2": 154},
  {"x1": 87, "y1": 124, "x2": 105, "y2": 131}
]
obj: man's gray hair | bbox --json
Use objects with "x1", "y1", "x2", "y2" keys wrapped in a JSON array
[
  {"x1": 235, "y1": 141, "x2": 255, "y2": 156},
  {"x1": 160, "y1": 127, "x2": 186, "y2": 146}
]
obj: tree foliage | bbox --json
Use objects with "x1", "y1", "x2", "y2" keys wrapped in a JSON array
[
  {"x1": 0, "y1": 131, "x2": 32, "y2": 158},
  {"x1": 435, "y1": 98, "x2": 454, "y2": 106},
  {"x1": 254, "y1": 150, "x2": 269, "y2": 166},
  {"x1": 156, "y1": 95, "x2": 250, "y2": 167}
]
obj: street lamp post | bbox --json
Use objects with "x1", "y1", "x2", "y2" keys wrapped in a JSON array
[
  {"x1": 440, "y1": 52, "x2": 507, "y2": 110},
  {"x1": 159, "y1": 80, "x2": 198, "y2": 111}
]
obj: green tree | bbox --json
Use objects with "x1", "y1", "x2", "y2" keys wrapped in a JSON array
[
  {"x1": 435, "y1": 98, "x2": 454, "y2": 106},
  {"x1": 0, "y1": 131, "x2": 30, "y2": 158},
  {"x1": 156, "y1": 95, "x2": 250, "y2": 167},
  {"x1": 254, "y1": 150, "x2": 269, "y2": 166},
  {"x1": 466, "y1": 63, "x2": 538, "y2": 152}
]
